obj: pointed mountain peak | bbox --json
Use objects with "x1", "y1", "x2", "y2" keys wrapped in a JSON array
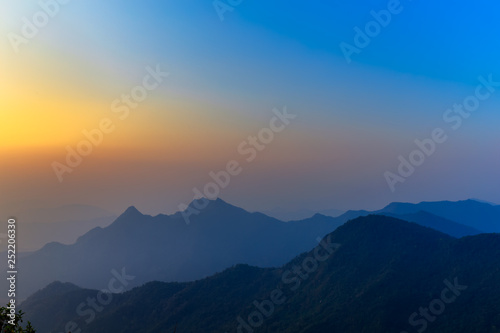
[
  {"x1": 122, "y1": 206, "x2": 143, "y2": 216},
  {"x1": 105, "y1": 206, "x2": 148, "y2": 230},
  {"x1": 210, "y1": 197, "x2": 234, "y2": 207},
  {"x1": 178, "y1": 197, "x2": 248, "y2": 220},
  {"x1": 187, "y1": 197, "x2": 238, "y2": 210}
]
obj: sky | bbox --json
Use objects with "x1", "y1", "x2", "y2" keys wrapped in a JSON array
[{"x1": 1, "y1": 0, "x2": 499, "y2": 218}]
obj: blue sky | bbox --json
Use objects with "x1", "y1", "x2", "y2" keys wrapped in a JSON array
[{"x1": 1, "y1": 0, "x2": 499, "y2": 215}]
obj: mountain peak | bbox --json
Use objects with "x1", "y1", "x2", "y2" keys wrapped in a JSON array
[
  {"x1": 210, "y1": 197, "x2": 235, "y2": 207},
  {"x1": 108, "y1": 206, "x2": 146, "y2": 228},
  {"x1": 123, "y1": 206, "x2": 143, "y2": 216},
  {"x1": 186, "y1": 197, "x2": 240, "y2": 211}
]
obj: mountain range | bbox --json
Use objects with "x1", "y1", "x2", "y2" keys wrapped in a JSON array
[
  {"x1": 10, "y1": 199, "x2": 343, "y2": 300},
  {"x1": 336, "y1": 199, "x2": 500, "y2": 233},
  {"x1": 6, "y1": 199, "x2": 499, "y2": 303},
  {"x1": 260, "y1": 207, "x2": 344, "y2": 221},
  {"x1": 21, "y1": 215, "x2": 500, "y2": 332}
]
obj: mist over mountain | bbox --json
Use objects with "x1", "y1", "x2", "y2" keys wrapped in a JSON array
[
  {"x1": 261, "y1": 207, "x2": 344, "y2": 221},
  {"x1": 6, "y1": 204, "x2": 114, "y2": 224},
  {"x1": 5, "y1": 198, "x2": 496, "y2": 303},
  {"x1": 380, "y1": 211, "x2": 482, "y2": 238},
  {"x1": 22, "y1": 215, "x2": 500, "y2": 333},
  {"x1": 10, "y1": 199, "x2": 343, "y2": 300},
  {"x1": 4, "y1": 204, "x2": 116, "y2": 252},
  {"x1": 376, "y1": 199, "x2": 500, "y2": 232},
  {"x1": 336, "y1": 199, "x2": 500, "y2": 233}
]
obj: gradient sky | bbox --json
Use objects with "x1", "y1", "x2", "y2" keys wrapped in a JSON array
[{"x1": 1, "y1": 0, "x2": 499, "y2": 217}]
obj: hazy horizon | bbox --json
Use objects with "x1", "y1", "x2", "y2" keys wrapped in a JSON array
[{"x1": 1, "y1": 1, "x2": 499, "y2": 220}]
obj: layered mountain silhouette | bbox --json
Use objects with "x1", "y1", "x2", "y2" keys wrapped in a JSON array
[
  {"x1": 21, "y1": 215, "x2": 500, "y2": 333},
  {"x1": 383, "y1": 199, "x2": 499, "y2": 232},
  {"x1": 380, "y1": 211, "x2": 482, "y2": 238},
  {"x1": 261, "y1": 207, "x2": 344, "y2": 221},
  {"x1": 335, "y1": 199, "x2": 500, "y2": 234},
  {"x1": 11, "y1": 199, "x2": 344, "y2": 300},
  {"x1": 7, "y1": 199, "x2": 498, "y2": 302}
]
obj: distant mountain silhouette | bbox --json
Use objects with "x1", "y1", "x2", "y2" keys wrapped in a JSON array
[
  {"x1": 378, "y1": 211, "x2": 482, "y2": 238},
  {"x1": 337, "y1": 199, "x2": 500, "y2": 233},
  {"x1": 469, "y1": 198, "x2": 498, "y2": 206},
  {"x1": 11, "y1": 199, "x2": 343, "y2": 300},
  {"x1": 262, "y1": 207, "x2": 344, "y2": 221},
  {"x1": 5, "y1": 204, "x2": 116, "y2": 252},
  {"x1": 22, "y1": 215, "x2": 500, "y2": 333},
  {"x1": 8, "y1": 199, "x2": 497, "y2": 301}
]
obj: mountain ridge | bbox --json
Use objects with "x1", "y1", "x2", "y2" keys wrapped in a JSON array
[
  {"x1": 6, "y1": 198, "x2": 497, "y2": 302},
  {"x1": 10, "y1": 198, "x2": 343, "y2": 300},
  {"x1": 21, "y1": 215, "x2": 500, "y2": 333}
]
